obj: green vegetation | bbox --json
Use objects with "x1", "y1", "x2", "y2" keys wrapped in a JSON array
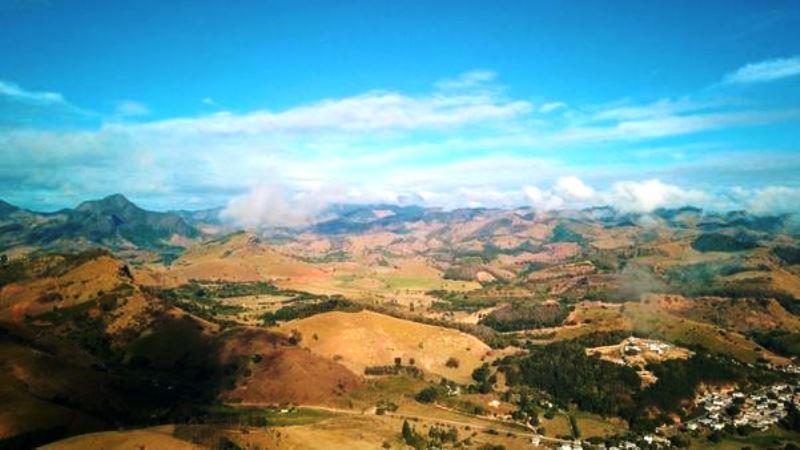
[
  {"x1": 548, "y1": 223, "x2": 586, "y2": 244},
  {"x1": 750, "y1": 329, "x2": 800, "y2": 358},
  {"x1": 673, "y1": 282, "x2": 800, "y2": 315},
  {"x1": 298, "y1": 249, "x2": 351, "y2": 263},
  {"x1": 144, "y1": 282, "x2": 256, "y2": 326},
  {"x1": 640, "y1": 354, "x2": 742, "y2": 413},
  {"x1": 500, "y1": 341, "x2": 751, "y2": 431},
  {"x1": 450, "y1": 240, "x2": 540, "y2": 263},
  {"x1": 401, "y1": 419, "x2": 426, "y2": 449},
  {"x1": 401, "y1": 419, "x2": 458, "y2": 449},
  {"x1": 198, "y1": 405, "x2": 335, "y2": 427},
  {"x1": 415, "y1": 386, "x2": 440, "y2": 403},
  {"x1": 501, "y1": 341, "x2": 639, "y2": 418},
  {"x1": 152, "y1": 280, "x2": 283, "y2": 299},
  {"x1": 773, "y1": 245, "x2": 800, "y2": 265},
  {"x1": 479, "y1": 302, "x2": 571, "y2": 332},
  {"x1": 427, "y1": 290, "x2": 498, "y2": 312},
  {"x1": 691, "y1": 233, "x2": 759, "y2": 252},
  {"x1": 664, "y1": 261, "x2": 758, "y2": 286},
  {"x1": 471, "y1": 363, "x2": 495, "y2": 394},
  {"x1": 567, "y1": 330, "x2": 633, "y2": 347},
  {"x1": 260, "y1": 297, "x2": 361, "y2": 326},
  {"x1": 145, "y1": 281, "x2": 357, "y2": 327}
]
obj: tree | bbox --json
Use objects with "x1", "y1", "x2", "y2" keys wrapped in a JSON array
[
  {"x1": 782, "y1": 405, "x2": 800, "y2": 432},
  {"x1": 472, "y1": 363, "x2": 490, "y2": 383},
  {"x1": 401, "y1": 420, "x2": 425, "y2": 449},
  {"x1": 416, "y1": 386, "x2": 439, "y2": 403},
  {"x1": 669, "y1": 434, "x2": 690, "y2": 448},
  {"x1": 402, "y1": 420, "x2": 414, "y2": 442}
]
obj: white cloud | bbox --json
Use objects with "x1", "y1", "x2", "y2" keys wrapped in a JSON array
[
  {"x1": 124, "y1": 88, "x2": 531, "y2": 135},
  {"x1": 723, "y1": 56, "x2": 800, "y2": 84},
  {"x1": 590, "y1": 97, "x2": 720, "y2": 121},
  {"x1": 524, "y1": 186, "x2": 565, "y2": 210},
  {"x1": 539, "y1": 102, "x2": 566, "y2": 113},
  {"x1": 0, "y1": 79, "x2": 65, "y2": 104},
  {"x1": 2, "y1": 69, "x2": 799, "y2": 214},
  {"x1": 202, "y1": 97, "x2": 217, "y2": 106},
  {"x1": 522, "y1": 178, "x2": 709, "y2": 213},
  {"x1": 555, "y1": 176, "x2": 595, "y2": 200},
  {"x1": 733, "y1": 186, "x2": 800, "y2": 215},
  {"x1": 115, "y1": 100, "x2": 150, "y2": 117},
  {"x1": 606, "y1": 179, "x2": 709, "y2": 212},
  {"x1": 434, "y1": 70, "x2": 497, "y2": 90},
  {"x1": 220, "y1": 183, "x2": 338, "y2": 228}
]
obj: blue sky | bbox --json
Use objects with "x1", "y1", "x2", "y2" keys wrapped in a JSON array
[{"x1": 1, "y1": 0, "x2": 799, "y2": 222}]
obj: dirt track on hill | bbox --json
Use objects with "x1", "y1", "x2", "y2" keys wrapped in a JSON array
[{"x1": 232, "y1": 402, "x2": 572, "y2": 444}]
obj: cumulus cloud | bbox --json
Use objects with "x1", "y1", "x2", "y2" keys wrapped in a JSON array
[
  {"x1": 220, "y1": 184, "x2": 335, "y2": 228},
  {"x1": 605, "y1": 179, "x2": 709, "y2": 212},
  {"x1": 518, "y1": 178, "x2": 712, "y2": 213},
  {"x1": 523, "y1": 186, "x2": 565, "y2": 211},
  {"x1": 555, "y1": 176, "x2": 596, "y2": 200},
  {"x1": 723, "y1": 56, "x2": 800, "y2": 84}
]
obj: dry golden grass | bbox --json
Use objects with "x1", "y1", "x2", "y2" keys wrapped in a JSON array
[
  {"x1": 282, "y1": 255, "x2": 478, "y2": 305},
  {"x1": 159, "y1": 232, "x2": 329, "y2": 285},
  {"x1": 40, "y1": 425, "x2": 202, "y2": 450},
  {"x1": 0, "y1": 255, "x2": 127, "y2": 322},
  {"x1": 277, "y1": 310, "x2": 493, "y2": 384},
  {"x1": 572, "y1": 411, "x2": 628, "y2": 439},
  {"x1": 217, "y1": 328, "x2": 363, "y2": 406}
]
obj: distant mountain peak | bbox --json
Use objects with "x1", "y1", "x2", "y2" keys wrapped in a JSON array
[
  {"x1": 102, "y1": 193, "x2": 133, "y2": 204},
  {"x1": 76, "y1": 193, "x2": 139, "y2": 213},
  {"x1": 0, "y1": 199, "x2": 21, "y2": 218}
]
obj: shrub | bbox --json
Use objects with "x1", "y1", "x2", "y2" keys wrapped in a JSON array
[
  {"x1": 773, "y1": 246, "x2": 800, "y2": 265},
  {"x1": 415, "y1": 386, "x2": 440, "y2": 403}
]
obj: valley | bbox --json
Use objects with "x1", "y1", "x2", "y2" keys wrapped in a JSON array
[{"x1": 2, "y1": 196, "x2": 800, "y2": 449}]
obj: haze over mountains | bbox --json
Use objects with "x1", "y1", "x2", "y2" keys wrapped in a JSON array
[
  {"x1": 2, "y1": 189, "x2": 800, "y2": 449},
  {"x1": 2, "y1": 193, "x2": 796, "y2": 249}
]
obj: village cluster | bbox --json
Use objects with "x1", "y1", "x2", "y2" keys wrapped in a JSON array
[{"x1": 689, "y1": 382, "x2": 800, "y2": 433}]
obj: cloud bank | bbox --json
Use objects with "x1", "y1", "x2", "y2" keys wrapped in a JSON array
[
  {"x1": 217, "y1": 176, "x2": 800, "y2": 228},
  {"x1": 0, "y1": 67, "x2": 799, "y2": 219}
]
